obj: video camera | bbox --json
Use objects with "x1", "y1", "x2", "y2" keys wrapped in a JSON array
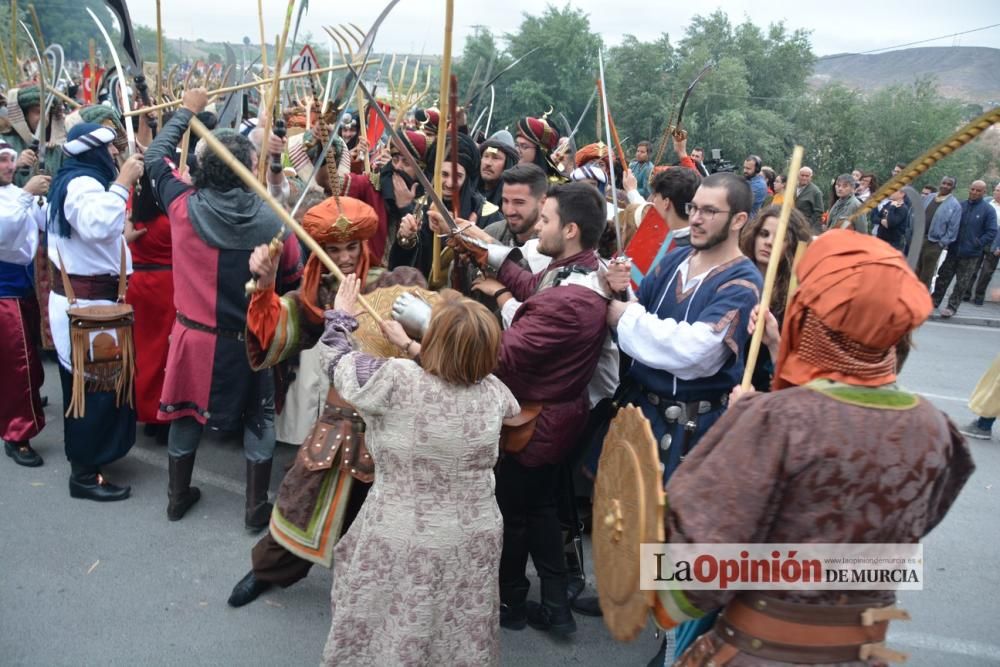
[{"x1": 703, "y1": 148, "x2": 736, "y2": 174}]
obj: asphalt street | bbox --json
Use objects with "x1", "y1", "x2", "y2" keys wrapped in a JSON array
[{"x1": 1, "y1": 319, "x2": 998, "y2": 666}]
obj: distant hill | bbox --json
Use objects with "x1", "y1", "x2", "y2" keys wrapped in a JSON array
[{"x1": 810, "y1": 46, "x2": 1000, "y2": 104}]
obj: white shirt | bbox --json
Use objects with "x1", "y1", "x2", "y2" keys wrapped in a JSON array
[
  {"x1": 0, "y1": 183, "x2": 46, "y2": 265},
  {"x1": 47, "y1": 176, "x2": 132, "y2": 370},
  {"x1": 616, "y1": 254, "x2": 731, "y2": 382}
]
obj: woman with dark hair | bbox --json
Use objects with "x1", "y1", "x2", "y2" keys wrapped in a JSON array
[
  {"x1": 857, "y1": 171, "x2": 878, "y2": 203},
  {"x1": 738, "y1": 204, "x2": 813, "y2": 390},
  {"x1": 320, "y1": 279, "x2": 518, "y2": 666}
]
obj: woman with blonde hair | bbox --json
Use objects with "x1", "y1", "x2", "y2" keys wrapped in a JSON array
[{"x1": 319, "y1": 277, "x2": 518, "y2": 667}]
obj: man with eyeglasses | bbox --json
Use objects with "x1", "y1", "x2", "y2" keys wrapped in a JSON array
[
  {"x1": 604, "y1": 172, "x2": 763, "y2": 662},
  {"x1": 605, "y1": 171, "x2": 762, "y2": 483}
]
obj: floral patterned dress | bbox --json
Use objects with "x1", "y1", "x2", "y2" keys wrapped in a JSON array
[{"x1": 319, "y1": 311, "x2": 519, "y2": 667}]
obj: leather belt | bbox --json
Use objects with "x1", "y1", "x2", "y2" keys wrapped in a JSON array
[
  {"x1": 176, "y1": 312, "x2": 245, "y2": 341},
  {"x1": 132, "y1": 263, "x2": 172, "y2": 271},
  {"x1": 714, "y1": 594, "x2": 900, "y2": 664},
  {"x1": 51, "y1": 267, "x2": 120, "y2": 301},
  {"x1": 642, "y1": 390, "x2": 726, "y2": 415}
]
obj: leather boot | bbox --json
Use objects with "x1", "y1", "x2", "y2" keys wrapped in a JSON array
[
  {"x1": 528, "y1": 578, "x2": 576, "y2": 637},
  {"x1": 167, "y1": 453, "x2": 201, "y2": 521},
  {"x1": 227, "y1": 570, "x2": 272, "y2": 607},
  {"x1": 244, "y1": 458, "x2": 273, "y2": 532}
]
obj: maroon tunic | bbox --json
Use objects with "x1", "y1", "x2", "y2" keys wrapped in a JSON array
[{"x1": 495, "y1": 249, "x2": 609, "y2": 467}]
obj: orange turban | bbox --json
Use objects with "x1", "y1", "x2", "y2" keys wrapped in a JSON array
[
  {"x1": 574, "y1": 142, "x2": 610, "y2": 170},
  {"x1": 773, "y1": 230, "x2": 932, "y2": 389},
  {"x1": 300, "y1": 196, "x2": 381, "y2": 325}
]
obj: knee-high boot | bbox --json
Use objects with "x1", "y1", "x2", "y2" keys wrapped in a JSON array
[
  {"x1": 245, "y1": 458, "x2": 273, "y2": 532},
  {"x1": 167, "y1": 452, "x2": 201, "y2": 520}
]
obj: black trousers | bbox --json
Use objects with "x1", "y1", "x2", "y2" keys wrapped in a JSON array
[{"x1": 496, "y1": 456, "x2": 568, "y2": 606}]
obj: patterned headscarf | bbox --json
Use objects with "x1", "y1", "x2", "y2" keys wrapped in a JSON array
[{"x1": 773, "y1": 229, "x2": 932, "y2": 389}]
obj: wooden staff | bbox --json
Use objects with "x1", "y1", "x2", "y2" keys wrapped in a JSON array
[
  {"x1": 355, "y1": 86, "x2": 371, "y2": 176},
  {"x1": 0, "y1": 39, "x2": 13, "y2": 89},
  {"x1": 49, "y1": 87, "x2": 81, "y2": 109},
  {"x1": 11, "y1": 0, "x2": 18, "y2": 80},
  {"x1": 187, "y1": 116, "x2": 382, "y2": 322},
  {"x1": 257, "y1": 0, "x2": 269, "y2": 83},
  {"x1": 156, "y1": 0, "x2": 164, "y2": 127},
  {"x1": 178, "y1": 129, "x2": 191, "y2": 175},
  {"x1": 429, "y1": 0, "x2": 454, "y2": 287},
  {"x1": 741, "y1": 145, "x2": 804, "y2": 392},
  {"x1": 122, "y1": 60, "x2": 377, "y2": 117}
]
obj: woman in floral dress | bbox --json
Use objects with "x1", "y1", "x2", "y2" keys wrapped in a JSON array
[{"x1": 320, "y1": 277, "x2": 518, "y2": 667}]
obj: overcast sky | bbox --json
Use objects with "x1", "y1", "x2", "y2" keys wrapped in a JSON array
[{"x1": 127, "y1": 0, "x2": 1000, "y2": 58}]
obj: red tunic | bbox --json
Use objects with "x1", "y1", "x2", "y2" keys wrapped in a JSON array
[{"x1": 125, "y1": 211, "x2": 174, "y2": 424}]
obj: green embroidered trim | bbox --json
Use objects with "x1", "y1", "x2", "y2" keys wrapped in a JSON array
[{"x1": 805, "y1": 379, "x2": 919, "y2": 410}]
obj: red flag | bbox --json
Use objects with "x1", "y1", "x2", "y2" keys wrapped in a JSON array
[{"x1": 82, "y1": 63, "x2": 92, "y2": 103}]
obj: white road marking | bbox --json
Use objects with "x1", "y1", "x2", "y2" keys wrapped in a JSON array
[
  {"x1": 921, "y1": 320, "x2": 1000, "y2": 333},
  {"x1": 890, "y1": 630, "x2": 1000, "y2": 661},
  {"x1": 913, "y1": 391, "x2": 969, "y2": 404},
  {"x1": 128, "y1": 446, "x2": 245, "y2": 496}
]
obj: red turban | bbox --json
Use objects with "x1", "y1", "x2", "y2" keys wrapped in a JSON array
[
  {"x1": 517, "y1": 116, "x2": 560, "y2": 153},
  {"x1": 773, "y1": 229, "x2": 932, "y2": 389}
]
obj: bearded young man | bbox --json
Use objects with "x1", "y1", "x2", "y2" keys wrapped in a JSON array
[
  {"x1": 439, "y1": 182, "x2": 610, "y2": 638},
  {"x1": 604, "y1": 172, "x2": 763, "y2": 661}
]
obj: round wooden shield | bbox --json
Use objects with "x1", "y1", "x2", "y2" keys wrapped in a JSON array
[
  {"x1": 593, "y1": 405, "x2": 664, "y2": 642},
  {"x1": 353, "y1": 285, "x2": 440, "y2": 358}
]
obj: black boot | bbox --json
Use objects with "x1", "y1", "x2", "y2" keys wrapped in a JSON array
[
  {"x1": 245, "y1": 458, "x2": 273, "y2": 532},
  {"x1": 167, "y1": 453, "x2": 201, "y2": 521},
  {"x1": 500, "y1": 601, "x2": 527, "y2": 630},
  {"x1": 526, "y1": 600, "x2": 577, "y2": 637},
  {"x1": 69, "y1": 468, "x2": 130, "y2": 502},
  {"x1": 227, "y1": 570, "x2": 272, "y2": 607},
  {"x1": 5, "y1": 440, "x2": 43, "y2": 467}
]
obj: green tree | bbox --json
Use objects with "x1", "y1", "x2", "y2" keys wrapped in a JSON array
[
  {"x1": 498, "y1": 4, "x2": 602, "y2": 143},
  {"x1": 20, "y1": 0, "x2": 114, "y2": 61},
  {"x1": 452, "y1": 25, "x2": 510, "y2": 123},
  {"x1": 606, "y1": 34, "x2": 676, "y2": 157}
]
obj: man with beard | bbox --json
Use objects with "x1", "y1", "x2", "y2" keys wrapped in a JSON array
[
  {"x1": 604, "y1": 173, "x2": 763, "y2": 660},
  {"x1": 436, "y1": 182, "x2": 609, "y2": 638},
  {"x1": 1, "y1": 85, "x2": 66, "y2": 187},
  {"x1": 479, "y1": 130, "x2": 519, "y2": 209},
  {"x1": 389, "y1": 132, "x2": 501, "y2": 279}
]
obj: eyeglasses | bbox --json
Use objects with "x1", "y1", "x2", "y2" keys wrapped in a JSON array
[{"x1": 685, "y1": 203, "x2": 731, "y2": 220}]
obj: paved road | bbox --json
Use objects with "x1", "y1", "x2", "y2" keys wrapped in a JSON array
[{"x1": 1, "y1": 320, "x2": 997, "y2": 666}]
